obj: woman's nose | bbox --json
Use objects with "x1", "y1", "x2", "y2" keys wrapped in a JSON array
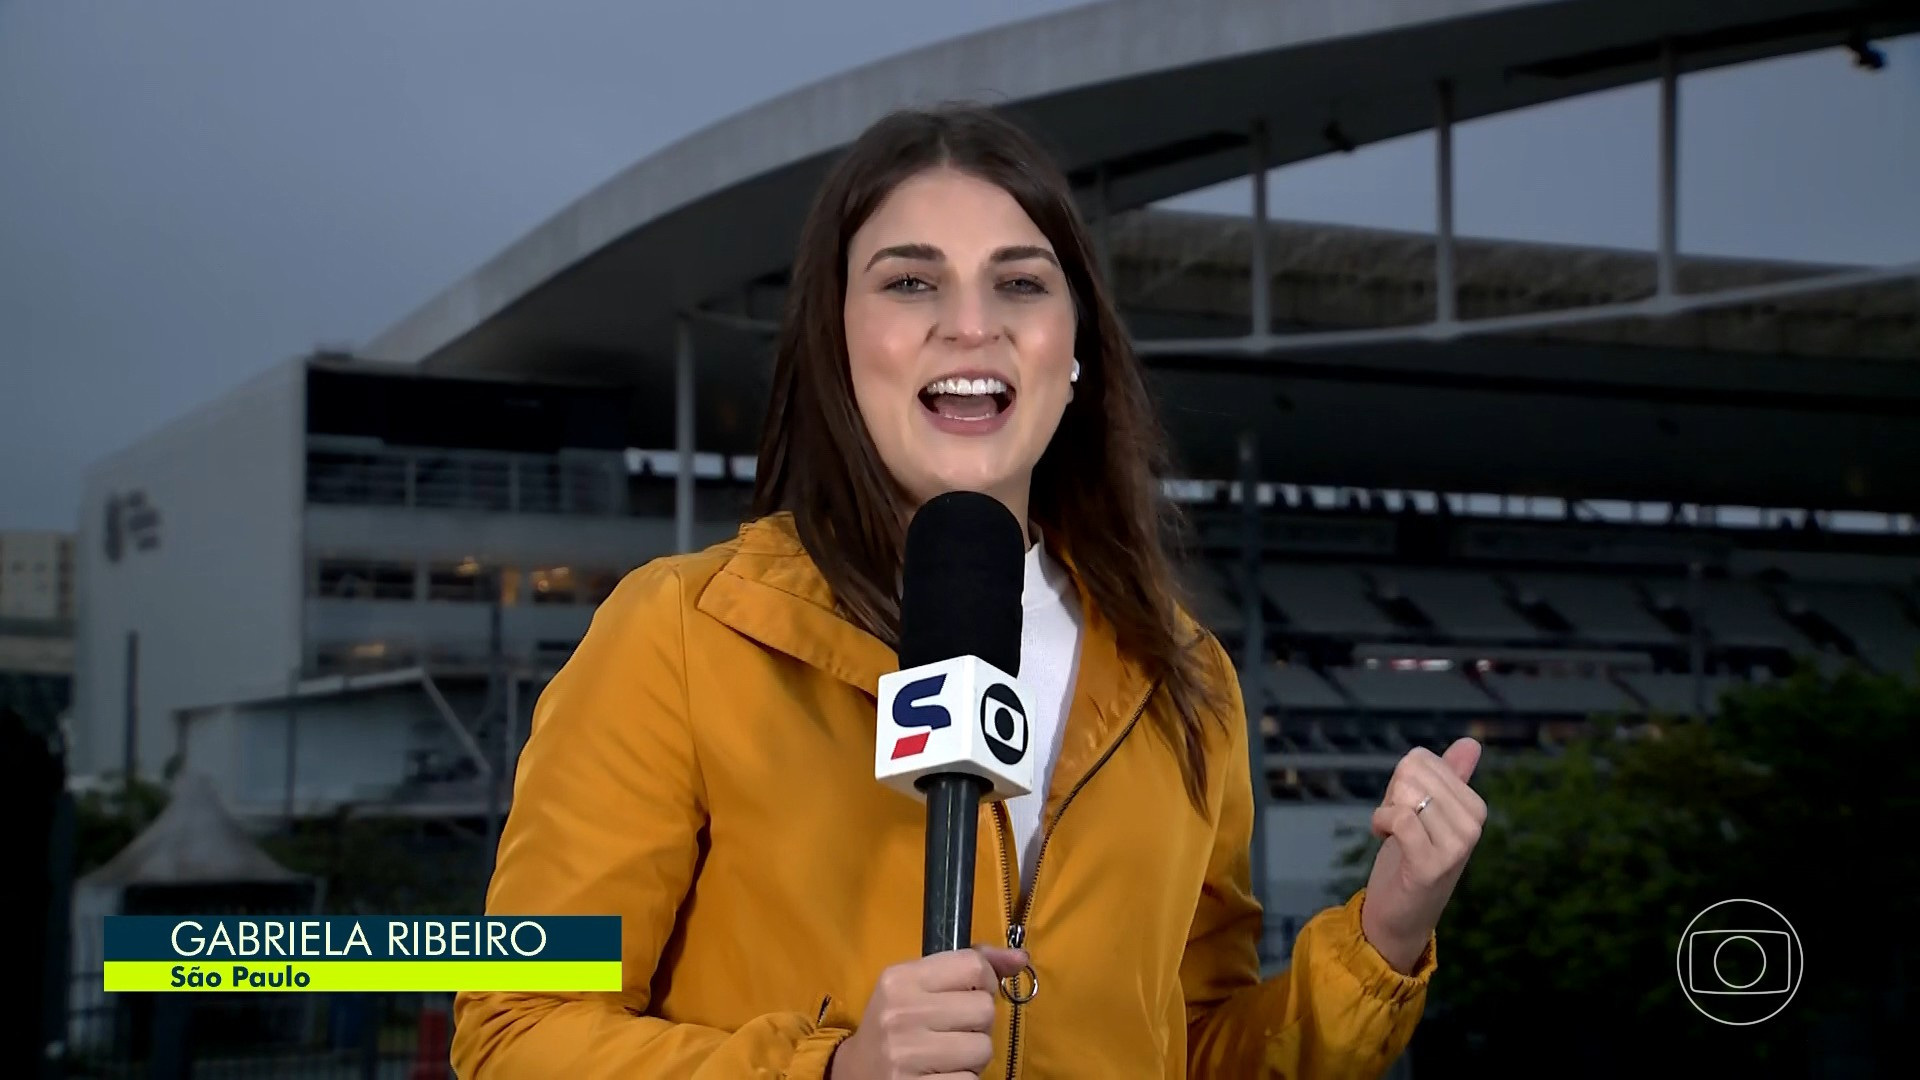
[{"x1": 935, "y1": 285, "x2": 999, "y2": 345}]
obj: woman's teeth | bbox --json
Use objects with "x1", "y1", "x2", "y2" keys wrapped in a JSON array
[{"x1": 922, "y1": 376, "x2": 1008, "y2": 396}]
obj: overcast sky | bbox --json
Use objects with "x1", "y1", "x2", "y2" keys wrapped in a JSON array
[{"x1": 2, "y1": 1, "x2": 1915, "y2": 530}]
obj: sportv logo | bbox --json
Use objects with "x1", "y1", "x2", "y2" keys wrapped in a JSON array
[{"x1": 889, "y1": 674, "x2": 950, "y2": 759}]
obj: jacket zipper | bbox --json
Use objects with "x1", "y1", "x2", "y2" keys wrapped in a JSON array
[{"x1": 998, "y1": 682, "x2": 1158, "y2": 1080}]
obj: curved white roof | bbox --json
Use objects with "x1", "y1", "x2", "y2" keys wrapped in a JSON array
[
  {"x1": 364, "y1": 0, "x2": 1912, "y2": 376},
  {"x1": 352, "y1": 0, "x2": 1920, "y2": 511}
]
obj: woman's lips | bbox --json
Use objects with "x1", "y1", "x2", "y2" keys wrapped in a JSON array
[{"x1": 919, "y1": 388, "x2": 1016, "y2": 436}]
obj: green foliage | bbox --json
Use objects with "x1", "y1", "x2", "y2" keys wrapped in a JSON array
[
  {"x1": 1340, "y1": 665, "x2": 1919, "y2": 1073},
  {"x1": 260, "y1": 812, "x2": 489, "y2": 916},
  {"x1": 72, "y1": 774, "x2": 171, "y2": 877},
  {"x1": 71, "y1": 777, "x2": 484, "y2": 915}
]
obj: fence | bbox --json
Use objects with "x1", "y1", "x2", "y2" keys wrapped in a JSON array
[{"x1": 61, "y1": 976, "x2": 453, "y2": 1080}]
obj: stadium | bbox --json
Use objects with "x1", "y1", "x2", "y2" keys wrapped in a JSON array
[{"x1": 39, "y1": 0, "x2": 1920, "y2": 1075}]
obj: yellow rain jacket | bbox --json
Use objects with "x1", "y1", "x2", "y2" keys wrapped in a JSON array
[{"x1": 453, "y1": 513, "x2": 1433, "y2": 1078}]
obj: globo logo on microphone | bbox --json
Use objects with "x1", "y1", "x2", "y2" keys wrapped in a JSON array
[
  {"x1": 979, "y1": 683, "x2": 1027, "y2": 765},
  {"x1": 875, "y1": 656, "x2": 1036, "y2": 802}
]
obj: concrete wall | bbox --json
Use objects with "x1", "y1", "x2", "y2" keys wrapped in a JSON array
[
  {"x1": 227, "y1": 690, "x2": 421, "y2": 813},
  {"x1": 181, "y1": 681, "x2": 491, "y2": 816},
  {"x1": 72, "y1": 359, "x2": 304, "y2": 778},
  {"x1": 304, "y1": 504, "x2": 737, "y2": 570},
  {"x1": 1262, "y1": 803, "x2": 1378, "y2": 957}
]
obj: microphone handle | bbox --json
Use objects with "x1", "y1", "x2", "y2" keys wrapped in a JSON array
[{"x1": 919, "y1": 773, "x2": 991, "y2": 956}]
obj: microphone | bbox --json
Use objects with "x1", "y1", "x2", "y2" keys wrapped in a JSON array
[{"x1": 875, "y1": 491, "x2": 1036, "y2": 957}]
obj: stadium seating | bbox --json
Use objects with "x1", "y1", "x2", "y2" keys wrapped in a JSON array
[
  {"x1": 1260, "y1": 564, "x2": 1398, "y2": 637},
  {"x1": 1773, "y1": 581, "x2": 1920, "y2": 678},
  {"x1": 1257, "y1": 663, "x2": 1348, "y2": 712},
  {"x1": 1501, "y1": 572, "x2": 1675, "y2": 644},
  {"x1": 1329, "y1": 667, "x2": 1496, "y2": 713},
  {"x1": 1367, "y1": 567, "x2": 1544, "y2": 641},
  {"x1": 1482, "y1": 671, "x2": 1637, "y2": 715},
  {"x1": 1617, "y1": 671, "x2": 1744, "y2": 715},
  {"x1": 1182, "y1": 504, "x2": 1920, "y2": 801}
]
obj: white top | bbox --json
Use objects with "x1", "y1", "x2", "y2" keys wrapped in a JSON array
[{"x1": 1007, "y1": 536, "x2": 1084, "y2": 900}]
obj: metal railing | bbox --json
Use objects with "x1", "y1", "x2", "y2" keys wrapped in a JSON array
[
  {"x1": 307, "y1": 638, "x2": 577, "y2": 678},
  {"x1": 305, "y1": 446, "x2": 627, "y2": 517}
]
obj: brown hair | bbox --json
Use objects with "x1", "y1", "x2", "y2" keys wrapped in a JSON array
[{"x1": 751, "y1": 105, "x2": 1225, "y2": 808}]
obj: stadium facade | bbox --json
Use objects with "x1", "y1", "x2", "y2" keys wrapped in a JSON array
[
  {"x1": 68, "y1": 354, "x2": 748, "y2": 818},
  {"x1": 67, "y1": 0, "x2": 1919, "y2": 954},
  {"x1": 68, "y1": 221, "x2": 1920, "y2": 953}
]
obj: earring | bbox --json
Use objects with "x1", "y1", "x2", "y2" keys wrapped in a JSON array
[{"x1": 1070, "y1": 359, "x2": 1081, "y2": 384}]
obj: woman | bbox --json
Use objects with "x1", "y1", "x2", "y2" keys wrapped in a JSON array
[{"x1": 452, "y1": 105, "x2": 1486, "y2": 1079}]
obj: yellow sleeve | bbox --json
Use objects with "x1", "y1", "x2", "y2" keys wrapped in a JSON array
[
  {"x1": 1182, "y1": 646, "x2": 1433, "y2": 1078},
  {"x1": 450, "y1": 561, "x2": 850, "y2": 1079}
]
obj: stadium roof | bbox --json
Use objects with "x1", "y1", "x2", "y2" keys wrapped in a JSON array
[
  {"x1": 360, "y1": 0, "x2": 1920, "y2": 511},
  {"x1": 1110, "y1": 210, "x2": 1920, "y2": 365}
]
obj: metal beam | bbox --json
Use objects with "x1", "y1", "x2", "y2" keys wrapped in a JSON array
[
  {"x1": 419, "y1": 669, "x2": 493, "y2": 781},
  {"x1": 1094, "y1": 164, "x2": 1113, "y2": 284},
  {"x1": 1657, "y1": 40, "x2": 1680, "y2": 302},
  {"x1": 505, "y1": 673, "x2": 522, "y2": 782},
  {"x1": 1269, "y1": 752, "x2": 1418, "y2": 773},
  {"x1": 1688, "y1": 558, "x2": 1707, "y2": 715},
  {"x1": 1435, "y1": 80, "x2": 1457, "y2": 326},
  {"x1": 1270, "y1": 751, "x2": 1537, "y2": 772},
  {"x1": 1249, "y1": 121, "x2": 1271, "y2": 336},
  {"x1": 675, "y1": 317, "x2": 696, "y2": 554},
  {"x1": 1237, "y1": 431, "x2": 1272, "y2": 962},
  {"x1": 1133, "y1": 260, "x2": 1920, "y2": 358},
  {"x1": 282, "y1": 666, "x2": 299, "y2": 820}
]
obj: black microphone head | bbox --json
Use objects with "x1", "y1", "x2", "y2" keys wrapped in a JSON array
[{"x1": 898, "y1": 491, "x2": 1024, "y2": 675}]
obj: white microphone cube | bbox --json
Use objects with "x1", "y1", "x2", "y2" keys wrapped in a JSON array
[{"x1": 875, "y1": 656, "x2": 1036, "y2": 802}]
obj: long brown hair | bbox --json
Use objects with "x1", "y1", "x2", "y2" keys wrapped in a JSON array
[{"x1": 752, "y1": 104, "x2": 1225, "y2": 808}]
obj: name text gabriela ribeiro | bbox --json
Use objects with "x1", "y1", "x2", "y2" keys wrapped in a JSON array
[
  {"x1": 105, "y1": 915, "x2": 619, "y2": 993},
  {"x1": 168, "y1": 918, "x2": 552, "y2": 959}
]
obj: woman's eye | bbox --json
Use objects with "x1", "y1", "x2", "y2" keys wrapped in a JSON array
[
  {"x1": 999, "y1": 276, "x2": 1048, "y2": 296},
  {"x1": 884, "y1": 275, "x2": 933, "y2": 294}
]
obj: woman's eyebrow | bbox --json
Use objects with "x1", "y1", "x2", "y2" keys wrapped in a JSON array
[
  {"x1": 990, "y1": 244, "x2": 1059, "y2": 268},
  {"x1": 861, "y1": 243, "x2": 1060, "y2": 271},
  {"x1": 864, "y1": 243, "x2": 942, "y2": 270}
]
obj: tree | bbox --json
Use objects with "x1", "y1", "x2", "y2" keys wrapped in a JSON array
[
  {"x1": 1339, "y1": 666, "x2": 1919, "y2": 1076},
  {"x1": 261, "y1": 811, "x2": 489, "y2": 915},
  {"x1": 72, "y1": 774, "x2": 170, "y2": 876}
]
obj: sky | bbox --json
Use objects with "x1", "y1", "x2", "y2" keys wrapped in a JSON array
[{"x1": 1, "y1": 0, "x2": 1915, "y2": 531}]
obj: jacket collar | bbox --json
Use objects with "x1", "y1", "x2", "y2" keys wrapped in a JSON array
[
  {"x1": 696, "y1": 513, "x2": 1162, "y2": 810},
  {"x1": 695, "y1": 513, "x2": 900, "y2": 698}
]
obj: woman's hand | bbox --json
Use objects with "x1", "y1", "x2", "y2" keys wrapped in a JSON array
[
  {"x1": 828, "y1": 945, "x2": 1029, "y2": 1080},
  {"x1": 1360, "y1": 738, "x2": 1487, "y2": 974}
]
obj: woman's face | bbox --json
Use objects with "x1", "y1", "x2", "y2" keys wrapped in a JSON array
[{"x1": 843, "y1": 166, "x2": 1077, "y2": 530}]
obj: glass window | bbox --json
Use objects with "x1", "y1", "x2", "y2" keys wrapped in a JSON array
[
  {"x1": 427, "y1": 559, "x2": 499, "y2": 602},
  {"x1": 529, "y1": 567, "x2": 578, "y2": 604},
  {"x1": 583, "y1": 570, "x2": 623, "y2": 606},
  {"x1": 316, "y1": 559, "x2": 415, "y2": 600}
]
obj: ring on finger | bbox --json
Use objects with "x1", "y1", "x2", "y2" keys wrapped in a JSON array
[{"x1": 1414, "y1": 794, "x2": 1434, "y2": 815}]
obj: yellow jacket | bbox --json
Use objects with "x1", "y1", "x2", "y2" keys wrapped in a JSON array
[{"x1": 453, "y1": 514, "x2": 1433, "y2": 1078}]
